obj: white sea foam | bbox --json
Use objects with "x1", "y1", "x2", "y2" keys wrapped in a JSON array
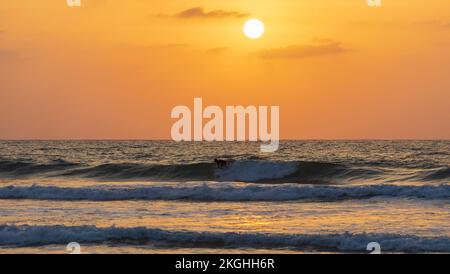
[
  {"x1": 0, "y1": 184, "x2": 448, "y2": 201},
  {"x1": 0, "y1": 225, "x2": 449, "y2": 252}
]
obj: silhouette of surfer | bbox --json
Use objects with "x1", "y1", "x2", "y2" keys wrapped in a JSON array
[{"x1": 214, "y1": 158, "x2": 228, "y2": 169}]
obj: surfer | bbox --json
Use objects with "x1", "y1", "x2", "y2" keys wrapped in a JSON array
[{"x1": 214, "y1": 158, "x2": 228, "y2": 169}]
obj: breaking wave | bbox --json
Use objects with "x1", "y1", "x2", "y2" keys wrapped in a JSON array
[
  {"x1": 1, "y1": 225, "x2": 449, "y2": 252},
  {"x1": 0, "y1": 184, "x2": 448, "y2": 201},
  {"x1": 0, "y1": 159, "x2": 448, "y2": 183}
]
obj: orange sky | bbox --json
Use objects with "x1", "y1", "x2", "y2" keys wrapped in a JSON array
[{"x1": 0, "y1": 0, "x2": 449, "y2": 139}]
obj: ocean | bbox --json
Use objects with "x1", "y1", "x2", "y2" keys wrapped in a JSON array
[{"x1": 0, "y1": 140, "x2": 448, "y2": 253}]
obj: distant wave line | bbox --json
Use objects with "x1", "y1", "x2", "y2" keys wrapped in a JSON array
[
  {"x1": 0, "y1": 184, "x2": 449, "y2": 201},
  {"x1": 0, "y1": 224, "x2": 449, "y2": 252}
]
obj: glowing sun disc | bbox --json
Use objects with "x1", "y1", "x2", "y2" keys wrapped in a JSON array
[{"x1": 243, "y1": 19, "x2": 265, "y2": 39}]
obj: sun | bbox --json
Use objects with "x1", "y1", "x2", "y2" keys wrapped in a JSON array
[{"x1": 243, "y1": 19, "x2": 265, "y2": 39}]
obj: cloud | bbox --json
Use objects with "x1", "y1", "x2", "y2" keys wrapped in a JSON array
[
  {"x1": 258, "y1": 40, "x2": 349, "y2": 60},
  {"x1": 414, "y1": 20, "x2": 450, "y2": 29},
  {"x1": 349, "y1": 20, "x2": 450, "y2": 29},
  {"x1": 151, "y1": 43, "x2": 189, "y2": 49},
  {"x1": 206, "y1": 47, "x2": 228, "y2": 54},
  {"x1": 0, "y1": 49, "x2": 18, "y2": 60},
  {"x1": 169, "y1": 7, "x2": 249, "y2": 19}
]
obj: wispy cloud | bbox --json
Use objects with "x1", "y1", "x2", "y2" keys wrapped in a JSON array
[
  {"x1": 258, "y1": 40, "x2": 349, "y2": 60},
  {"x1": 349, "y1": 20, "x2": 450, "y2": 29},
  {"x1": 206, "y1": 47, "x2": 228, "y2": 54},
  {"x1": 150, "y1": 43, "x2": 189, "y2": 49},
  {"x1": 414, "y1": 20, "x2": 450, "y2": 29},
  {"x1": 116, "y1": 43, "x2": 190, "y2": 56},
  {"x1": 166, "y1": 7, "x2": 249, "y2": 19},
  {"x1": 0, "y1": 49, "x2": 18, "y2": 60}
]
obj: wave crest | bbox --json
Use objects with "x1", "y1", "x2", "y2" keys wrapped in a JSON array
[
  {"x1": 0, "y1": 158, "x2": 448, "y2": 183},
  {"x1": 0, "y1": 184, "x2": 448, "y2": 201},
  {"x1": 1, "y1": 225, "x2": 449, "y2": 252}
]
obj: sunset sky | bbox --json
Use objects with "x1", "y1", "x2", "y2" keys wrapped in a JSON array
[{"x1": 0, "y1": 0, "x2": 449, "y2": 139}]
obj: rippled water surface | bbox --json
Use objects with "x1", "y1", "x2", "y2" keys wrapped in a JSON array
[{"x1": 0, "y1": 141, "x2": 448, "y2": 253}]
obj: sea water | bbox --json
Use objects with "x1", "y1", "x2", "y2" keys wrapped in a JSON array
[{"x1": 0, "y1": 140, "x2": 448, "y2": 253}]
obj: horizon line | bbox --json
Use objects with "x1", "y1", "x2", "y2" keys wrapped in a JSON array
[{"x1": 0, "y1": 138, "x2": 449, "y2": 141}]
